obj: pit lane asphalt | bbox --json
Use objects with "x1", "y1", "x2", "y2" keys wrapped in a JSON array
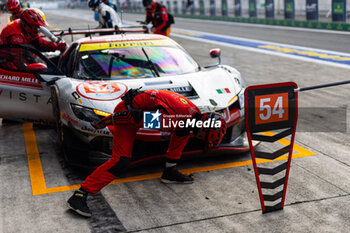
[{"x1": 1, "y1": 9, "x2": 350, "y2": 233}]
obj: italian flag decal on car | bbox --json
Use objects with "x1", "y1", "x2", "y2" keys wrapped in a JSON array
[{"x1": 216, "y1": 88, "x2": 231, "y2": 94}]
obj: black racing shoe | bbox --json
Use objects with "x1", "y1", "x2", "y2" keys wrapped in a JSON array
[
  {"x1": 161, "y1": 166, "x2": 194, "y2": 184},
  {"x1": 67, "y1": 190, "x2": 92, "y2": 217}
]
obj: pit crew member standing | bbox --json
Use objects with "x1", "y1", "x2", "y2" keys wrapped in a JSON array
[
  {"x1": 143, "y1": 0, "x2": 173, "y2": 37},
  {"x1": 88, "y1": 0, "x2": 121, "y2": 30},
  {"x1": 67, "y1": 89, "x2": 227, "y2": 217},
  {"x1": 0, "y1": 9, "x2": 66, "y2": 52},
  {"x1": 7, "y1": 0, "x2": 23, "y2": 21}
]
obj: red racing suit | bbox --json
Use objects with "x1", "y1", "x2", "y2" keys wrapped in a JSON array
[
  {"x1": 0, "y1": 19, "x2": 66, "y2": 52},
  {"x1": 81, "y1": 90, "x2": 200, "y2": 194},
  {"x1": 145, "y1": 2, "x2": 171, "y2": 37}
]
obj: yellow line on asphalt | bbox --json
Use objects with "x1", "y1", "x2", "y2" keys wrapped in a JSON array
[
  {"x1": 23, "y1": 123, "x2": 48, "y2": 196},
  {"x1": 171, "y1": 30, "x2": 201, "y2": 37},
  {"x1": 24, "y1": 123, "x2": 315, "y2": 196}
]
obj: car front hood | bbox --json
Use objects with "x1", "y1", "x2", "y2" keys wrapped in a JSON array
[{"x1": 62, "y1": 66, "x2": 243, "y2": 115}]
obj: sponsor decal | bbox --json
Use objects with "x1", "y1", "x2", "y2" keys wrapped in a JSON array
[
  {"x1": 79, "y1": 39, "x2": 175, "y2": 52},
  {"x1": 143, "y1": 110, "x2": 222, "y2": 129},
  {"x1": 306, "y1": 3, "x2": 317, "y2": 12},
  {"x1": 5, "y1": 90, "x2": 51, "y2": 104},
  {"x1": 72, "y1": 91, "x2": 83, "y2": 104},
  {"x1": 76, "y1": 82, "x2": 128, "y2": 101},
  {"x1": 0, "y1": 71, "x2": 42, "y2": 90},
  {"x1": 81, "y1": 125, "x2": 111, "y2": 135},
  {"x1": 62, "y1": 112, "x2": 79, "y2": 124},
  {"x1": 179, "y1": 98, "x2": 188, "y2": 104},
  {"x1": 216, "y1": 88, "x2": 231, "y2": 94}
]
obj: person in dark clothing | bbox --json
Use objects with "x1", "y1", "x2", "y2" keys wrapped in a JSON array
[{"x1": 143, "y1": 0, "x2": 173, "y2": 37}]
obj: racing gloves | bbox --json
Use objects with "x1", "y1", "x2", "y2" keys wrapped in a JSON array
[{"x1": 55, "y1": 42, "x2": 67, "y2": 52}]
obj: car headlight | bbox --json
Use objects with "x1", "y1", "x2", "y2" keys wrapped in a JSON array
[{"x1": 70, "y1": 104, "x2": 111, "y2": 122}]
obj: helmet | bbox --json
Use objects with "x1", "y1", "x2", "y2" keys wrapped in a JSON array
[
  {"x1": 32, "y1": 8, "x2": 46, "y2": 21},
  {"x1": 20, "y1": 9, "x2": 48, "y2": 34},
  {"x1": 88, "y1": 0, "x2": 100, "y2": 8},
  {"x1": 142, "y1": 0, "x2": 152, "y2": 7},
  {"x1": 7, "y1": 0, "x2": 21, "y2": 13},
  {"x1": 195, "y1": 112, "x2": 227, "y2": 146}
]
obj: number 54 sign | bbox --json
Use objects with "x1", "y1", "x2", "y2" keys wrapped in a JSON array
[
  {"x1": 245, "y1": 82, "x2": 297, "y2": 132},
  {"x1": 255, "y1": 92, "x2": 289, "y2": 125},
  {"x1": 244, "y1": 82, "x2": 298, "y2": 213}
]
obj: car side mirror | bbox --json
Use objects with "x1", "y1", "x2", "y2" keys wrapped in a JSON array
[
  {"x1": 204, "y1": 48, "x2": 221, "y2": 68},
  {"x1": 26, "y1": 63, "x2": 48, "y2": 72},
  {"x1": 210, "y1": 48, "x2": 221, "y2": 65},
  {"x1": 210, "y1": 48, "x2": 221, "y2": 59}
]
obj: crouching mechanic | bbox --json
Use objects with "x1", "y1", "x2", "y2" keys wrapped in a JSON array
[
  {"x1": 67, "y1": 89, "x2": 227, "y2": 217},
  {"x1": 0, "y1": 9, "x2": 66, "y2": 52}
]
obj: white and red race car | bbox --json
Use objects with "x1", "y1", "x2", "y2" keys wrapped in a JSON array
[{"x1": 0, "y1": 31, "x2": 251, "y2": 167}]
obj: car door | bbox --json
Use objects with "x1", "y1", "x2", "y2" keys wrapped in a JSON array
[{"x1": 0, "y1": 44, "x2": 64, "y2": 123}]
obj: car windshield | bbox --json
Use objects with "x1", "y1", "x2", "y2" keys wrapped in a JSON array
[{"x1": 74, "y1": 45, "x2": 199, "y2": 80}]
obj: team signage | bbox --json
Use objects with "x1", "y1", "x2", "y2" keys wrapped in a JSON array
[
  {"x1": 181, "y1": 0, "x2": 187, "y2": 14},
  {"x1": 190, "y1": 1, "x2": 195, "y2": 14},
  {"x1": 199, "y1": 0, "x2": 205, "y2": 15},
  {"x1": 210, "y1": 0, "x2": 216, "y2": 16},
  {"x1": 245, "y1": 82, "x2": 298, "y2": 213},
  {"x1": 222, "y1": 0, "x2": 228, "y2": 16},
  {"x1": 284, "y1": 0, "x2": 295, "y2": 19},
  {"x1": 173, "y1": 0, "x2": 178, "y2": 14},
  {"x1": 167, "y1": 1, "x2": 171, "y2": 13},
  {"x1": 249, "y1": 0, "x2": 257, "y2": 17},
  {"x1": 332, "y1": 0, "x2": 346, "y2": 22},
  {"x1": 234, "y1": 0, "x2": 242, "y2": 17},
  {"x1": 306, "y1": 0, "x2": 318, "y2": 21},
  {"x1": 265, "y1": 0, "x2": 275, "y2": 18}
]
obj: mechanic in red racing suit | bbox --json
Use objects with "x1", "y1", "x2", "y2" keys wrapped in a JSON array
[
  {"x1": 0, "y1": 9, "x2": 66, "y2": 52},
  {"x1": 67, "y1": 89, "x2": 227, "y2": 217},
  {"x1": 143, "y1": 0, "x2": 173, "y2": 37},
  {"x1": 7, "y1": 0, "x2": 23, "y2": 21},
  {"x1": 0, "y1": 9, "x2": 66, "y2": 69}
]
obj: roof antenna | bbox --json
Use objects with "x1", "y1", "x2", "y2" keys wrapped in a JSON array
[{"x1": 88, "y1": 25, "x2": 92, "y2": 40}]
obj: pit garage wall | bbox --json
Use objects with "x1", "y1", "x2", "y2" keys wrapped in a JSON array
[{"x1": 122, "y1": 0, "x2": 350, "y2": 31}]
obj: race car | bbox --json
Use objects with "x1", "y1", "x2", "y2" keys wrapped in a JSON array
[{"x1": 0, "y1": 32, "x2": 252, "y2": 167}]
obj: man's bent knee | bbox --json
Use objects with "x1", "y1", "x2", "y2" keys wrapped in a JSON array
[{"x1": 107, "y1": 156, "x2": 130, "y2": 176}]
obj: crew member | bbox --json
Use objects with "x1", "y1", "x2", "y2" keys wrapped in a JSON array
[
  {"x1": 0, "y1": 8, "x2": 66, "y2": 52},
  {"x1": 7, "y1": 0, "x2": 23, "y2": 21},
  {"x1": 143, "y1": 0, "x2": 173, "y2": 37},
  {"x1": 102, "y1": 0, "x2": 118, "y2": 13},
  {"x1": 88, "y1": 0, "x2": 121, "y2": 31},
  {"x1": 67, "y1": 89, "x2": 227, "y2": 217}
]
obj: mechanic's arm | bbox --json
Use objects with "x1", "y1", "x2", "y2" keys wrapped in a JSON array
[
  {"x1": 145, "y1": 10, "x2": 152, "y2": 24},
  {"x1": 91, "y1": 115, "x2": 113, "y2": 129},
  {"x1": 154, "y1": 7, "x2": 168, "y2": 32},
  {"x1": 6, "y1": 35, "x2": 25, "y2": 44},
  {"x1": 30, "y1": 36, "x2": 66, "y2": 53}
]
